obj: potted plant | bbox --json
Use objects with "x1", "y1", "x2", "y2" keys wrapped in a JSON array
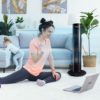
[
  {"x1": 0, "y1": 15, "x2": 14, "y2": 36},
  {"x1": 80, "y1": 9, "x2": 99, "y2": 67},
  {"x1": 15, "y1": 17, "x2": 25, "y2": 29}
]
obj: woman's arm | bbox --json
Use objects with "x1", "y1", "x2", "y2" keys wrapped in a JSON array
[
  {"x1": 47, "y1": 39, "x2": 61, "y2": 80},
  {"x1": 47, "y1": 39, "x2": 56, "y2": 72},
  {"x1": 48, "y1": 53, "x2": 61, "y2": 80},
  {"x1": 48, "y1": 53, "x2": 56, "y2": 72}
]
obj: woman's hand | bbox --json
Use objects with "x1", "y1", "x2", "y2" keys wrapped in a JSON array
[
  {"x1": 52, "y1": 71, "x2": 60, "y2": 81},
  {"x1": 39, "y1": 44, "x2": 50, "y2": 56}
]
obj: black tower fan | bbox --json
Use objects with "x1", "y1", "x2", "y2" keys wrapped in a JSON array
[{"x1": 68, "y1": 23, "x2": 86, "y2": 76}]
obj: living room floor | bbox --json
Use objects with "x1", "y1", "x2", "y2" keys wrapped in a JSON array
[{"x1": 0, "y1": 63, "x2": 100, "y2": 100}]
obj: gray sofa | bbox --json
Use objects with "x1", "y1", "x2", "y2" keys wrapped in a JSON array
[{"x1": 0, "y1": 32, "x2": 73, "y2": 72}]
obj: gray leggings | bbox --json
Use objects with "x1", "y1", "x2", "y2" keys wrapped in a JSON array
[{"x1": 0, "y1": 68, "x2": 61, "y2": 84}]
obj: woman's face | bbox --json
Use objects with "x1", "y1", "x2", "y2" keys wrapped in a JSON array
[{"x1": 42, "y1": 26, "x2": 54, "y2": 39}]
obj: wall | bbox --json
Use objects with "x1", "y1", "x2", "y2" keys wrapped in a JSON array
[
  {"x1": 0, "y1": 0, "x2": 100, "y2": 28},
  {"x1": 0, "y1": 0, "x2": 68, "y2": 28}
]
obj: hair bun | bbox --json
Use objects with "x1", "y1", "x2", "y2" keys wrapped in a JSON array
[
  {"x1": 49, "y1": 21, "x2": 53, "y2": 25},
  {"x1": 40, "y1": 18, "x2": 46, "y2": 24}
]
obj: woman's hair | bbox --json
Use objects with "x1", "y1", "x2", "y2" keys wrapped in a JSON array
[
  {"x1": 38, "y1": 18, "x2": 55, "y2": 36},
  {"x1": 3, "y1": 37, "x2": 12, "y2": 43}
]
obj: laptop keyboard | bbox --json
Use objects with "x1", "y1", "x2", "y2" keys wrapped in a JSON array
[{"x1": 73, "y1": 87, "x2": 81, "y2": 91}]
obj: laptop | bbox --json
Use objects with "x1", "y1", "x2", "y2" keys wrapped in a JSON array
[{"x1": 63, "y1": 73, "x2": 99, "y2": 93}]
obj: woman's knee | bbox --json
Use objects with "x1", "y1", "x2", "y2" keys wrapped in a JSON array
[
  {"x1": 57, "y1": 72, "x2": 61, "y2": 77},
  {"x1": 56, "y1": 72, "x2": 61, "y2": 81}
]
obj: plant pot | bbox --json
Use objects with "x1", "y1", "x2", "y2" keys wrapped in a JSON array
[
  {"x1": 83, "y1": 55, "x2": 96, "y2": 67},
  {"x1": 16, "y1": 23, "x2": 25, "y2": 29}
]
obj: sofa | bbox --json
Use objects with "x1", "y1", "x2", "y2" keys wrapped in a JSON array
[{"x1": 0, "y1": 32, "x2": 73, "y2": 72}]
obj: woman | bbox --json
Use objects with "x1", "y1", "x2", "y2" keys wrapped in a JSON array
[{"x1": 0, "y1": 18, "x2": 61, "y2": 86}]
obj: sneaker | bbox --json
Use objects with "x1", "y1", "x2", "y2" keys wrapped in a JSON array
[{"x1": 36, "y1": 79, "x2": 46, "y2": 86}]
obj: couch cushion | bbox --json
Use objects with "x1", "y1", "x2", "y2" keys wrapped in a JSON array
[
  {"x1": 21, "y1": 49, "x2": 29, "y2": 59},
  {"x1": 0, "y1": 35, "x2": 19, "y2": 48},
  {"x1": 18, "y1": 33, "x2": 34, "y2": 48},
  {"x1": 20, "y1": 49, "x2": 29, "y2": 65},
  {"x1": 52, "y1": 48, "x2": 73, "y2": 60},
  {"x1": 65, "y1": 34, "x2": 73, "y2": 51},
  {"x1": 9, "y1": 36, "x2": 20, "y2": 48},
  {"x1": 0, "y1": 35, "x2": 5, "y2": 48},
  {"x1": 50, "y1": 34, "x2": 68, "y2": 48}
]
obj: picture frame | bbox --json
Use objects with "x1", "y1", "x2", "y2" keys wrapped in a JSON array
[
  {"x1": 42, "y1": 0, "x2": 67, "y2": 14},
  {"x1": 2, "y1": 0, "x2": 27, "y2": 14}
]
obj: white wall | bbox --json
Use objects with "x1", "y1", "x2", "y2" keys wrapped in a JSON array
[{"x1": 0, "y1": 0, "x2": 100, "y2": 28}]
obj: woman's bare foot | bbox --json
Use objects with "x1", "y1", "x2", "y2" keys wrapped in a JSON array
[{"x1": 36, "y1": 79, "x2": 46, "y2": 86}]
